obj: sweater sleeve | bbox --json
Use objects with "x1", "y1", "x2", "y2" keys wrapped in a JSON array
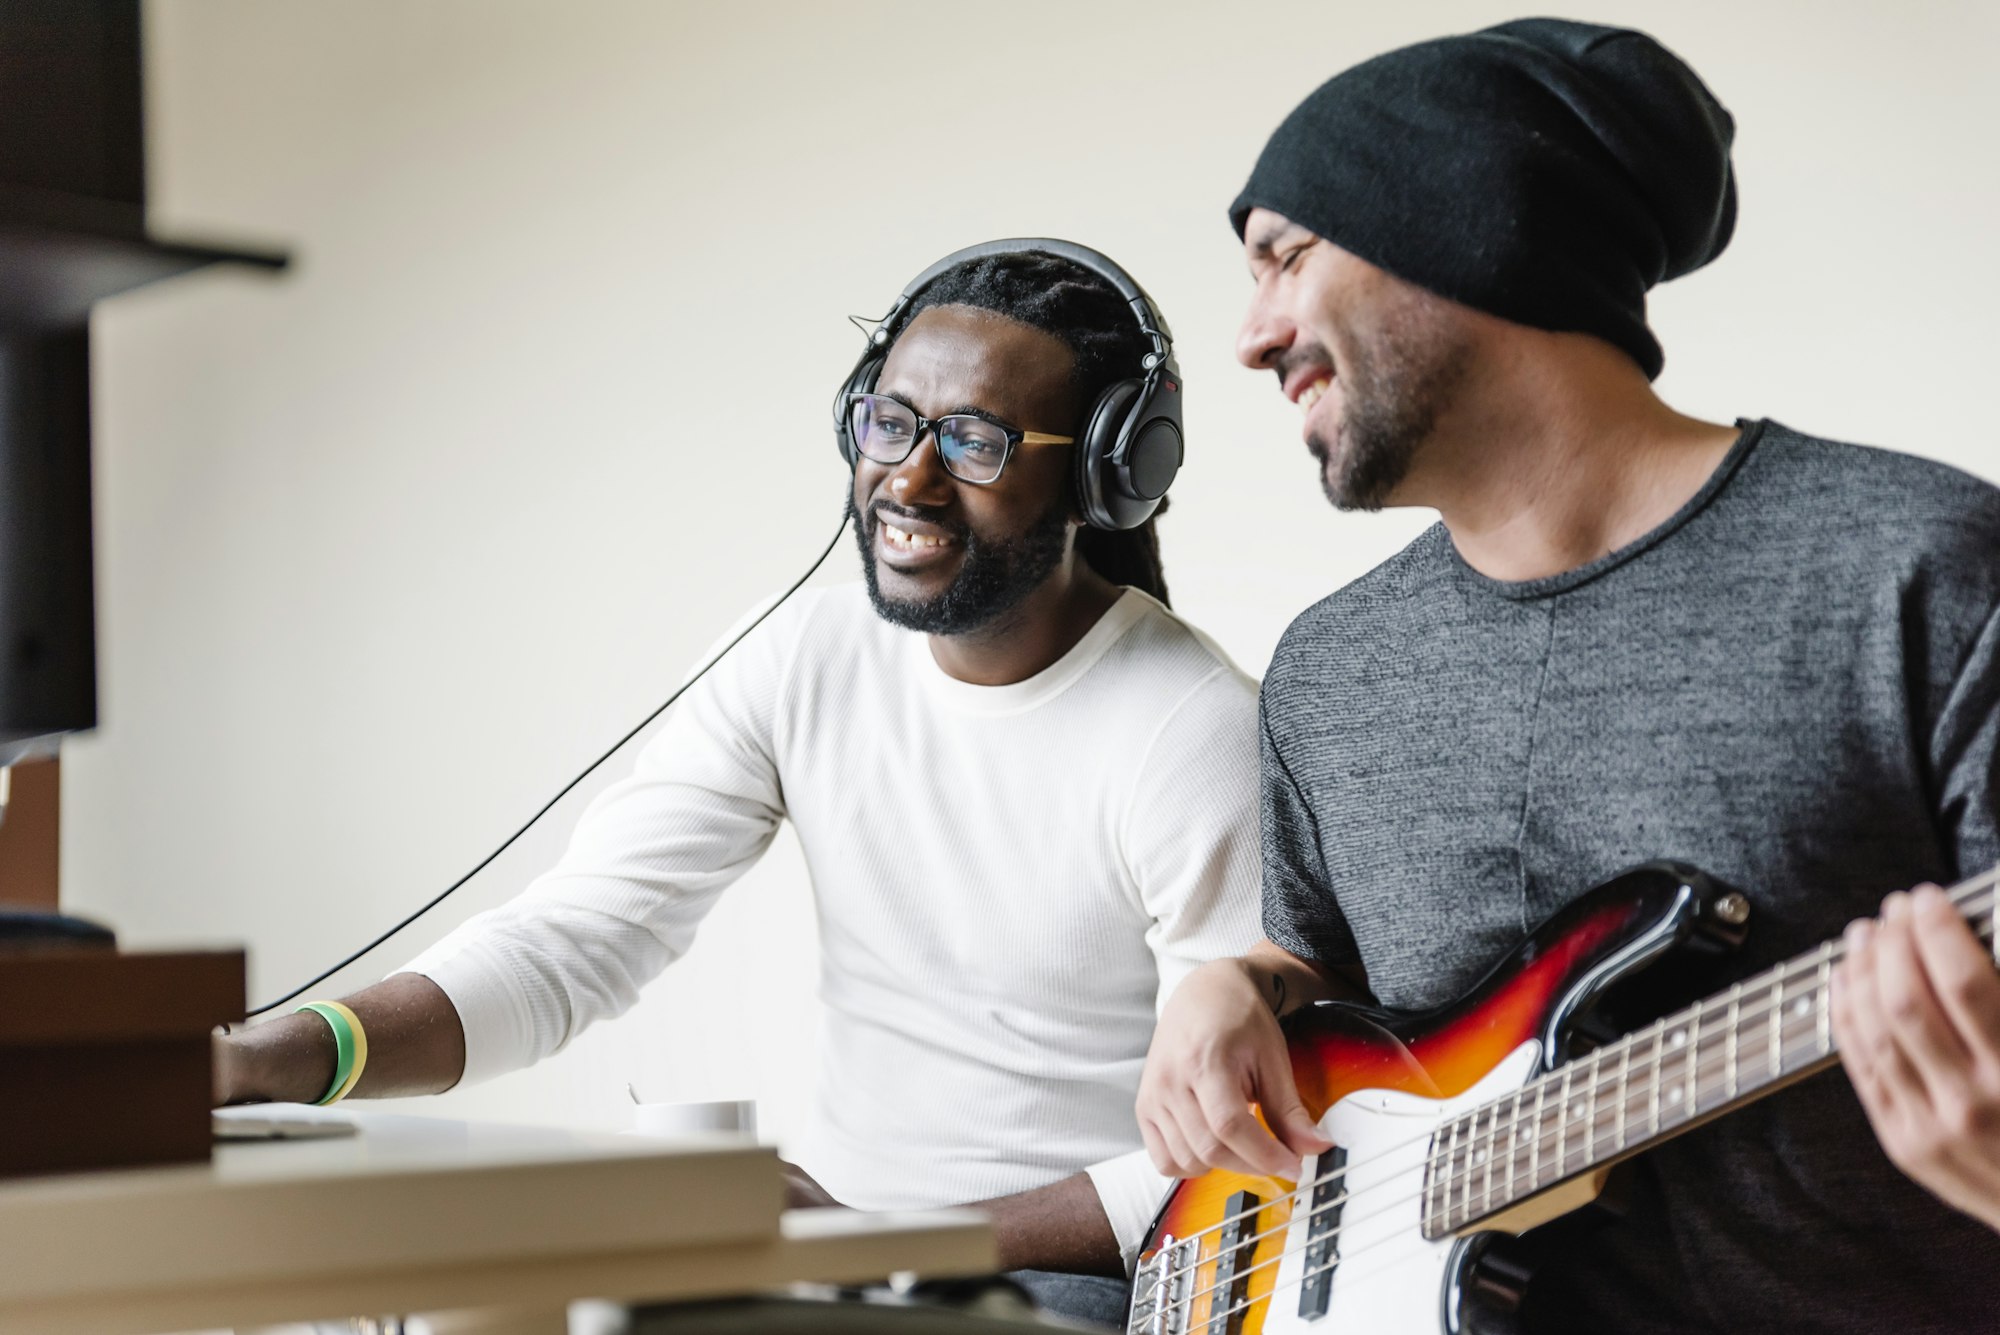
[{"x1": 398, "y1": 595, "x2": 806, "y2": 1085}]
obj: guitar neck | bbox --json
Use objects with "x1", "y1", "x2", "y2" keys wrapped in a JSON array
[{"x1": 1424, "y1": 866, "x2": 2000, "y2": 1238}]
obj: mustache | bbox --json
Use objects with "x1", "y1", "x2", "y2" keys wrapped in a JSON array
[
  {"x1": 1273, "y1": 342, "x2": 1335, "y2": 392},
  {"x1": 868, "y1": 500, "x2": 969, "y2": 542}
]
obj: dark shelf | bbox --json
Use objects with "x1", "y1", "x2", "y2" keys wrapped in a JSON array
[{"x1": 0, "y1": 183, "x2": 289, "y2": 333}]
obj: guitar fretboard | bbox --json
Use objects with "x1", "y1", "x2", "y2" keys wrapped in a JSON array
[{"x1": 1420, "y1": 869, "x2": 2000, "y2": 1239}]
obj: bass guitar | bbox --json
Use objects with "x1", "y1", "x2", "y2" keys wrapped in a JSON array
[{"x1": 1127, "y1": 860, "x2": 2000, "y2": 1334}]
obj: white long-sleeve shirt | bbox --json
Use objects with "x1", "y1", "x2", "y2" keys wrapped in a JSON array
[{"x1": 402, "y1": 583, "x2": 1247, "y2": 1256}]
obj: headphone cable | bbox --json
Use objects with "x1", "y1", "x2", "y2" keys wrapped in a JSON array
[{"x1": 247, "y1": 510, "x2": 852, "y2": 1016}]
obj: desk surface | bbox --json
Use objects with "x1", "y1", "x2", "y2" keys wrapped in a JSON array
[{"x1": 0, "y1": 1108, "x2": 996, "y2": 1335}]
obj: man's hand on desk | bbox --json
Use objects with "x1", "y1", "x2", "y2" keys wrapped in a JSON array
[
  {"x1": 781, "y1": 1164, "x2": 1121, "y2": 1276},
  {"x1": 782, "y1": 1160, "x2": 844, "y2": 1209}
]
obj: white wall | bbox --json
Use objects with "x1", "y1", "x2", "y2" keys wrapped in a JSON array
[{"x1": 66, "y1": 0, "x2": 1999, "y2": 1143}]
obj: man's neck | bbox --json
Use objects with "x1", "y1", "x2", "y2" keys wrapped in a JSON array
[
  {"x1": 927, "y1": 557, "x2": 1124, "y2": 687},
  {"x1": 1410, "y1": 337, "x2": 1741, "y2": 583}
]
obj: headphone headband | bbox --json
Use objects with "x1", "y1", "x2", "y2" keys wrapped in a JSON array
[{"x1": 874, "y1": 238, "x2": 1174, "y2": 358}]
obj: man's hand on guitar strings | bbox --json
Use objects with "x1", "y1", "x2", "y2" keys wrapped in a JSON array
[
  {"x1": 1137, "y1": 946, "x2": 1335, "y2": 1180},
  {"x1": 1832, "y1": 884, "x2": 2000, "y2": 1234}
]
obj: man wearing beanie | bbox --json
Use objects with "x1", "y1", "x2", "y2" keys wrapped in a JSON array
[{"x1": 1138, "y1": 17, "x2": 2000, "y2": 1333}]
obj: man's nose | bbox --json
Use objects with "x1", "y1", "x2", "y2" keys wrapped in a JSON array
[
  {"x1": 1237, "y1": 289, "x2": 1296, "y2": 371},
  {"x1": 887, "y1": 431, "x2": 954, "y2": 505}
]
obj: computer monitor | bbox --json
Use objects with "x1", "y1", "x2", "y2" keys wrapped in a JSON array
[{"x1": 0, "y1": 1, "x2": 285, "y2": 765}]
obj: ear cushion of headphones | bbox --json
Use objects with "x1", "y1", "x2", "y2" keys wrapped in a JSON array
[
  {"x1": 833, "y1": 353, "x2": 885, "y2": 467},
  {"x1": 1076, "y1": 377, "x2": 1184, "y2": 531},
  {"x1": 1076, "y1": 379, "x2": 1142, "y2": 532}
]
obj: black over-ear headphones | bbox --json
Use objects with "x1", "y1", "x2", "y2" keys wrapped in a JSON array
[{"x1": 832, "y1": 238, "x2": 1184, "y2": 532}]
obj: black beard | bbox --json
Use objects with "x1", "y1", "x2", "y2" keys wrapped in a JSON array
[
  {"x1": 852, "y1": 491, "x2": 1071, "y2": 636},
  {"x1": 1308, "y1": 310, "x2": 1471, "y2": 513}
]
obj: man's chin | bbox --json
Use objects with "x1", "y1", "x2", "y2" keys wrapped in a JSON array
[
  {"x1": 1316, "y1": 428, "x2": 1413, "y2": 513},
  {"x1": 866, "y1": 585, "x2": 1005, "y2": 637}
]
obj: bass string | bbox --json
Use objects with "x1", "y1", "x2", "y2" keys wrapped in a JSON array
[{"x1": 1145, "y1": 870, "x2": 1998, "y2": 1289}]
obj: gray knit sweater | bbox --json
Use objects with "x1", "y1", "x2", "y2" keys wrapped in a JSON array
[{"x1": 1261, "y1": 419, "x2": 2000, "y2": 1332}]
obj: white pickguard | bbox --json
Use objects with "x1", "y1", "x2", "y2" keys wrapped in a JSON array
[{"x1": 1260, "y1": 1040, "x2": 1541, "y2": 1334}]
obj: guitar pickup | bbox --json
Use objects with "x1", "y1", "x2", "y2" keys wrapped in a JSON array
[{"x1": 1298, "y1": 1146, "x2": 1347, "y2": 1321}]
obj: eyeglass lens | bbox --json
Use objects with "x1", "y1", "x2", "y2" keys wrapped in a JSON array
[{"x1": 850, "y1": 394, "x2": 1011, "y2": 483}]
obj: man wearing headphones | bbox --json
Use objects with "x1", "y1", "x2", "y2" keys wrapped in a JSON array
[{"x1": 216, "y1": 243, "x2": 1259, "y2": 1326}]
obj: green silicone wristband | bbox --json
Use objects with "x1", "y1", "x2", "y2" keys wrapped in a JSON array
[{"x1": 296, "y1": 1002, "x2": 356, "y2": 1107}]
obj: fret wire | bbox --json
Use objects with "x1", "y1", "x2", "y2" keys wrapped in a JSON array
[
  {"x1": 1506, "y1": 1084, "x2": 1530, "y2": 1218},
  {"x1": 1615, "y1": 1037, "x2": 1631, "y2": 1151},
  {"x1": 1432, "y1": 1119, "x2": 1448, "y2": 1231},
  {"x1": 1462, "y1": 1108, "x2": 1478, "y2": 1227},
  {"x1": 1463, "y1": 1105, "x2": 1481, "y2": 1227},
  {"x1": 1723, "y1": 982, "x2": 1742, "y2": 1104},
  {"x1": 1481, "y1": 1100, "x2": 1497, "y2": 1214},
  {"x1": 1768, "y1": 972, "x2": 1783, "y2": 1080},
  {"x1": 1434, "y1": 1114, "x2": 1458, "y2": 1233},
  {"x1": 1555, "y1": 1064, "x2": 1571, "y2": 1177},
  {"x1": 1464, "y1": 1103, "x2": 1480, "y2": 1223},
  {"x1": 1683, "y1": 1008, "x2": 1701, "y2": 1120},
  {"x1": 1815, "y1": 939, "x2": 1834, "y2": 1054},
  {"x1": 1427, "y1": 1120, "x2": 1446, "y2": 1235},
  {"x1": 1582, "y1": 1045, "x2": 1603, "y2": 1175},
  {"x1": 1536, "y1": 1071, "x2": 1552, "y2": 1191},
  {"x1": 1649, "y1": 1018, "x2": 1665, "y2": 1138}
]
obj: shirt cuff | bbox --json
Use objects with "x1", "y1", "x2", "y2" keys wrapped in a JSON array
[
  {"x1": 394, "y1": 935, "x2": 537, "y2": 1087},
  {"x1": 1085, "y1": 1147, "x2": 1172, "y2": 1275}
]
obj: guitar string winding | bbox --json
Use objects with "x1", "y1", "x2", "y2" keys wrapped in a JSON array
[{"x1": 1138, "y1": 869, "x2": 1998, "y2": 1316}]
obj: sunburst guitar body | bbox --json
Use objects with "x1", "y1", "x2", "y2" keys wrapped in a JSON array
[{"x1": 1127, "y1": 859, "x2": 2000, "y2": 1335}]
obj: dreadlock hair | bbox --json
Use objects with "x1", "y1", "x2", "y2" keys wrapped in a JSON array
[{"x1": 896, "y1": 251, "x2": 1172, "y2": 606}]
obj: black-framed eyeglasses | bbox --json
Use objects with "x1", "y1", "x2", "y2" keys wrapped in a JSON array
[{"x1": 845, "y1": 392, "x2": 1074, "y2": 485}]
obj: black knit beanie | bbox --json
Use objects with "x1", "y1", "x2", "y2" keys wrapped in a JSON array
[{"x1": 1230, "y1": 18, "x2": 1737, "y2": 379}]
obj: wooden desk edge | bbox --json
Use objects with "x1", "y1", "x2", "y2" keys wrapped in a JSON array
[{"x1": 0, "y1": 1207, "x2": 1000, "y2": 1335}]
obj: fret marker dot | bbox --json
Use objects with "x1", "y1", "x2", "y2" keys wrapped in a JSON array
[
  {"x1": 1474, "y1": 1150, "x2": 1487, "y2": 1165},
  {"x1": 1668, "y1": 1088, "x2": 1684, "y2": 1105},
  {"x1": 1670, "y1": 1031, "x2": 1687, "y2": 1049},
  {"x1": 1793, "y1": 998, "x2": 1811, "y2": 1017}
]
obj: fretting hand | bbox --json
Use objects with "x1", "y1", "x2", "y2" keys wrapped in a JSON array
[{"x1": 1832, "y1": 884, "x2": 2000, "y2": 1233}]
